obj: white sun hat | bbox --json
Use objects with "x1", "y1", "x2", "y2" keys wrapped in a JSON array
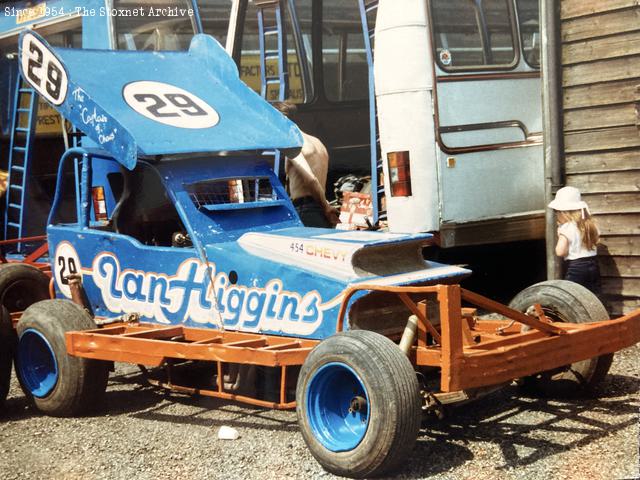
[{"x1": 548, "y1": 186, "x2": 589, "y2": 211}]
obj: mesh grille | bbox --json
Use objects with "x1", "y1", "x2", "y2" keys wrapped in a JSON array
[{"x1": 186, "y1": 177, "x2": 278, "y2": 209}]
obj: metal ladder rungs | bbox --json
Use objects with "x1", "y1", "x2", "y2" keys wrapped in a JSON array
[{"x1": 6, "y1": 74, "x2": 38, "y2": 248}]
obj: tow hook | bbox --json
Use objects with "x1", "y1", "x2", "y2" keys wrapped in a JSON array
[{"x1": 422, "y1": 390, "x2": 445, "y2": 420}]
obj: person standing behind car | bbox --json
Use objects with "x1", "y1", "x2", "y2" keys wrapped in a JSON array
[
  {"x1": 549, "y1": 186, "x2": 602, "y2": 296},
  {"x1": 273, "y1": 102, "x2": 338, "y2": 228}
]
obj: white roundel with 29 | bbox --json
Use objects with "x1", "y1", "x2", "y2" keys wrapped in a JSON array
[
  {"x1": 123, "y1": 81, "x2": 219, "y2": 129},
  {"x1": 54, "y1": 242, "x2": 83, "y2": 299}
]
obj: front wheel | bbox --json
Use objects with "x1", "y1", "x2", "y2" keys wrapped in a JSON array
[
  {"x1": 16, "y1": 300, "x2": 109, "y2": 416},
  {"x1": 509, "y1": 280, "x2": 613, "y2": 396},
  {"x1": 296, "y1": 330, "x2": 421, "y2": 478}
]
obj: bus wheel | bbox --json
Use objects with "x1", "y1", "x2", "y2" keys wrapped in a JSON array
[
  {"x1": 16, "y1": 300, "x2": 109, "y2": 416},
  {"x1": 296, "y1": 330, "x2": 421, "y2": 478},
  {"x1": 509, "y1": 280, "x2": 613, "y2": 397},
  {"x1": 0, "y1": 263, "x2": 50, "y2": 313},
  {"x1": 0, "y1": 307, "x2": 13, "y2": 408}
]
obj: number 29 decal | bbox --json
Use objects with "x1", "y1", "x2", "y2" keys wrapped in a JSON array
[
  {"x1": 20, "y1": 33, "x2": 68, "y2": 106},
  {"x1": 53, "y1": 242, "x2": 83, "y2": 299},
  {"x1": 123, "y1": 81, "x2": 220, "y2": 129}
]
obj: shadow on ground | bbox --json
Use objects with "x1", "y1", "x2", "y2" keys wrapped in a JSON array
[
  {"x1": 3, "y1": 365, "x2": 637, "y2": 479},
  {"x1": 398, "y1": 374, "x2": 639, "y2": 478}
]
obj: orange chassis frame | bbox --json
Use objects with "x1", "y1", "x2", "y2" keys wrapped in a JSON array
[{"x1": 62, "y1": 283, "x2": 640, "y2": 410}]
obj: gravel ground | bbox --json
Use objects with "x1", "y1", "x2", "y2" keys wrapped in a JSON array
[{"x1": 1, "y1": 344, "x2": 638, "y2": 480}]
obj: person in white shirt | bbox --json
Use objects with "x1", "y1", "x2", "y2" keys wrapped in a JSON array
[{"x1": 549, "y1": 186, "x2": 601, "y2": 295}]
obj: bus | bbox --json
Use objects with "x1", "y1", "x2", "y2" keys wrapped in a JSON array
[
  {"x1": 0, "y1": 0, "x2": 544, "y2": 293},
  {"x1": 222, "y1": 0, "x2": 543, "y2": 249}
]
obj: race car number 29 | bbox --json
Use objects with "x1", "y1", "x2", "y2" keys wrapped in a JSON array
[
  {"x1": 20, "y1": 33, "x2": 68, "y2": 106},
  {"x1": 123, "y1": 81, "x2": 220, "y2": 129}
]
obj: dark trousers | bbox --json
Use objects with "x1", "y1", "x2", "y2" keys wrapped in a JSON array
[
  {"x1": 293, "y1": 196, "x2": 332, "y2": 229},
  {"x1": 565, "y1": 257, "x2": 602, "y2": 297}
]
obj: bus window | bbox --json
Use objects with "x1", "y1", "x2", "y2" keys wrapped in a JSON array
[
  {"x1": 114, "y1": 0, "x2": 196, "y2": 51},
  {"x1": 238, "y1": 0, "x2": 313, "y2": 103},
  {"x1": 431, "y1": 0, "x2": 516, "y2": 70},
  {"x1": 198, "y1": 0, "x2": 233, "y2": 46},
  {"x1": 322, "y1": 0, "x2": 370, "y2": 102},
  {"x1": 516, "y1": 0, "x2": 540, "y2": 68}
]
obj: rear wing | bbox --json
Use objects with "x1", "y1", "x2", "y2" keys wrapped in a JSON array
[{"x1": 18, "y1": 31, "x2": 303, "y2": 170}]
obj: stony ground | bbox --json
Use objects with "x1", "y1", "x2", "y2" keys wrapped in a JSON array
[{"x1": 1, "y1": 344, "x2": 638, "y2": 480}]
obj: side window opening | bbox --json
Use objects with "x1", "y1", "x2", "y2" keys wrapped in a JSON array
[
  {"x1": 114, "y1": 0, "x2": 196, "y2": 51},
  {"x1": 199, "y1": 0, "x2": 234, "y2": 46},
  {"x1": 322, "y1": 0, "x2": 372, "y2": 102},
  {"x1": 516, "y1": 0, "x2": 540, "y2": 68},
  {"x1": 431, "y1": 0, "x2": 516, "y2": 70},
  {"x1": 48, "y1": 157, "x2": 80, "y2": 226},
  {"x1": 238, "y1": 0, "x2": 313, "y2": 103},
  {"x1": 112, "y1": 164, "x2": 189, "y2": 247}
]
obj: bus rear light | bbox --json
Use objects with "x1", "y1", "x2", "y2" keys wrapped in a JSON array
[
  {"x1": 92, "y1": 186, "x2": 108, "y2": 221},
  {"x1": 387, "y1": 151, "x2": 412, "y2": 197}
]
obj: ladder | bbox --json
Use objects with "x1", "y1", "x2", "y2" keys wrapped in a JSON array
[
  {"x1": 5, "y1": 76, "x2": 38, "y2": 252},
  {"x1": 358, "y1": 0, "x2": 385, "y2": 226},
  {"x1": 256, "y1": 0, "x2": 289, "y2": 102},
  {"x1": 256, "y1": 0, "x2": 289, "y2": 178}
]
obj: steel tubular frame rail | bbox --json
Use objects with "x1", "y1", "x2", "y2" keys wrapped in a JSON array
[
  {"x1": 0, "y1": 235, "x2": 49, "y2": 270},
  {"x1": 336, "y1": 283, "x2": 640, "y2": 393},
  {"x1": 66, "y1": 324, "x2": 319, "y2": 409},
  {"x1": 63, "y1": 284, "x2": 640, "y2": 407}
]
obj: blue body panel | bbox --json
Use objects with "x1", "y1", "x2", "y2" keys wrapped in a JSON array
[
  {"x1": 47, "y1": 154, "x2": 470, "y2": 341},
  {"x1": 18, "y1": 32, "x2": 303, "y2": 170}
]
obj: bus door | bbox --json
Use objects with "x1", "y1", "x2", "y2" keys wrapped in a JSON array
[
  {"x1": 429, "y1": 0, "x2": 544, "y2": 246},
  {"x1": 228, "y1": 0, "x2": 375, "y2": 188}
]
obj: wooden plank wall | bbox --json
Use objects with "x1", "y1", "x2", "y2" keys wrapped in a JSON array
[{"x1": 561, "y1": 0, "x2": 640, "y2": 315}]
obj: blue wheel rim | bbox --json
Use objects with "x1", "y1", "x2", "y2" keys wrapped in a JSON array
[
  {"x1": 306, "y1": 362, "x2": 370, "y2": 452},
  {"x1": 17, "y1": 329, "x2": 58, "y2": 398}
]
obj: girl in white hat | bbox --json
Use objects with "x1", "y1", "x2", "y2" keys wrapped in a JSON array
[{"x1": 548, "y1": 186, "x2": 601, "y2": 295}]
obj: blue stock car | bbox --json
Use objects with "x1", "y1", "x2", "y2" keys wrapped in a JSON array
[
  {"x1": 4, "y1": 30, "x2": 639, "y2": 480},
  {"x1": 7, "y1": 30, "x2": 470, "y2": 478}
]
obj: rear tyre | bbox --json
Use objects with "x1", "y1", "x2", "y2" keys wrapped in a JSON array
[
  {"x1": 0, "y1": 307, "x2": 13, "y2": 408},
  {"x1": 16, "y1": 300, "x2": 109, "y2": 416},
  {"x1": 296, "y1": 330, "x2": 421, "y2": 478},
  {"x1": 0, "y1": 263, "x2": 50, "y2": 313},
  {"x1": 509, "y1": 280, "x2": 613, "y2": 396}
]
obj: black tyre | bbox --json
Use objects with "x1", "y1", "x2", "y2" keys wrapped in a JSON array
[
  {"x1": 0, "y1": 307, "x2": 13, "y2": 408},
  {"x1": 15, "y1": 300, "x2": 109, "y2": 416},
  {"x1": 509, "y1": 280, "x2": 614, "y2": 396},
  {"x1": 0, "y1": 263, "x2": 50, "y2": 313},
  {"x1": 296, "y1": 330, "x2": 421, "y2": 478}
]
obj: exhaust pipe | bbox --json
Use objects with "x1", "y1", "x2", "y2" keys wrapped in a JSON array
[{"x1": 399, "y1": 314, "x2": 419, "y2": 356}]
